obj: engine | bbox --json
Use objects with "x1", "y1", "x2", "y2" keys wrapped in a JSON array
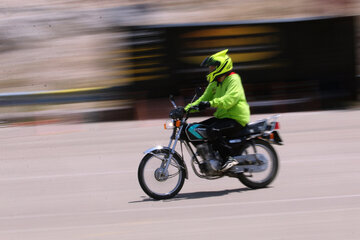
[{"x1": 195, "y1": 143, "x2": 221, "y2": 174}]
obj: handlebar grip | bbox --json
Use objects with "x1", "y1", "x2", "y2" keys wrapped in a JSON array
[{"x1": 188, "y1": 106, "x2": 199, "y2": 112}]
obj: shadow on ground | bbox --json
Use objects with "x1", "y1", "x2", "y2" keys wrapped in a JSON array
[{"x1": 129, "y1": 187, "x2": 253, "y2": 203}]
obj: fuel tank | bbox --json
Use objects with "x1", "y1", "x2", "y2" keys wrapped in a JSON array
[{"x1": 185, "y1": 123, "x2": 208, "y2": 141}]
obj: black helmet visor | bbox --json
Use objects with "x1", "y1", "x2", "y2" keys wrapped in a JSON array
[{"x1": 200, "y1": 57, "x2": 219, "y2": 67}]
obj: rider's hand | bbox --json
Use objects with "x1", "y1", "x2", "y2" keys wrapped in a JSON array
[{"x1": 198, "y1": 101, "x2": 210, "y2": 111}]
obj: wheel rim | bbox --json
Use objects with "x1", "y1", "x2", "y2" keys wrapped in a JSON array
[
  {"x1": 241, "y1": 143, "x2": 276, "y2": 183},
  {"x1": 141, "y1": 153, "x2": 183, "y2": 197}
]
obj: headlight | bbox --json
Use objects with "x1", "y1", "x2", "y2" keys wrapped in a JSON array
[
  {"x1": 164, "y1": 120, "x2": 175, "y2": 130},
  {"x1": 164, "y1": 119, "x2": 181, "y2": 130}
]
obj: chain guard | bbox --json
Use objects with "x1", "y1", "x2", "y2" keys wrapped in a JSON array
[{"x1": 229, "y1": 154, "x2": 268, "y2": 173}]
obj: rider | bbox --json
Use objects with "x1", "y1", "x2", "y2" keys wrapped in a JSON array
[{"x1": 185, "y1": 49, "x2": 250, "y2": 172}]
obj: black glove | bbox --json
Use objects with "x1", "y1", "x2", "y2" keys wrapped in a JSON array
[
  {"x1": 169, "y1": 107, "x2": 185, "y2": 119},
  {"x1": 198, "y1": 101, "x2": 210, "y2": 111}
]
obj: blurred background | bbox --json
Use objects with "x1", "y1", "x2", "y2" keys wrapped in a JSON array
[{"x1": 0, "y1": 0, "x2": 359, "y2": 125}]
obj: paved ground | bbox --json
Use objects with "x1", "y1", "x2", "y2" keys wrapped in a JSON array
[{"x1": 1, "y1": 110, "x2": 360, "y2": 240}]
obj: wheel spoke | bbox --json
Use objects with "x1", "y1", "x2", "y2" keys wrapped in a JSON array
[
  {"x1": 149, "y1": 153, "x2": 167, "y2": 162},
  {"x1": 150, "y1": 153, "x2": 181, "y2": 170},
  {"x1": 169, "y1": 161, "x2": 181, "y2": 169},
  {"x1": 168, "y1": 171, "x2": 180, "y2": 179},
  {"x1": 237, "y1": 140, "x2": 278, "y2": 187},
  {"x1": 138, "y1": 151, "x2": 185, "y2": 200}
]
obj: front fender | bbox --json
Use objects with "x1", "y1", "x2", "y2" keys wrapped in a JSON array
[
  {"x1": 144, "y1": 146, "x2": 188, "y2": 179},
  {"x1": 144, "y1": 146, "x2": 169, "y2": 154}
]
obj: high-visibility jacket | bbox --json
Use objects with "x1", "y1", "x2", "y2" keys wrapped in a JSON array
[{"x1": 185, "y1": 72, "x2": 250, "y2": 127}]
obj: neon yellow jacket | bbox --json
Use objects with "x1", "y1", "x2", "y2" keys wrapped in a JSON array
[{"x1": 185, "y1": 73, "x2": 250, "y2": 126}]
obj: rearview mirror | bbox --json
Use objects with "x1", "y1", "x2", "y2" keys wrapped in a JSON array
[
  {"x1": 169, "y1": 95, "x2": 177, "y2": 108},
  {"x1": 195, "y1": 87, "x2": 202, "y2": 97}
]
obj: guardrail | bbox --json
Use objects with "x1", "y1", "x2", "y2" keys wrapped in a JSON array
[{"x1": 0, "y1": 86, "x2": 128, "y2": 107}]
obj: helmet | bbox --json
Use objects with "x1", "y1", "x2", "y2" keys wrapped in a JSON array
[{"x1": 201, "y1": 49, "x2": 233, "y2": 83}]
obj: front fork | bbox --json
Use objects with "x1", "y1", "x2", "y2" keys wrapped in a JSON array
[{"x1": 161, "y1": 125, "x2": 184, "y2": 173}]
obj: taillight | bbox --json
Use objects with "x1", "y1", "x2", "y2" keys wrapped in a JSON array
[
  {"x1": 275, "y1": 122, "x2": 280, "y2": 130},
  {"x1": 270, "y1": 133, "x2": 274, "y2": 140}
]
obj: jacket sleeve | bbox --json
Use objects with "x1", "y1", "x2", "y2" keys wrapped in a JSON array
[
  {"x1": 184, "y1": 83, "x2": 214, "y2": 111},
  {"x1": 209, "y1": 77, "x2": 241, "y2": 109}
]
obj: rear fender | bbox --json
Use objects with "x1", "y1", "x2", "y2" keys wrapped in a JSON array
[
  {"x1": 144, "y1": 146, "x2": 189, "y2": 179},
  {"x1": 260, "y1": 131, "x2": 283, "y2": 145}
]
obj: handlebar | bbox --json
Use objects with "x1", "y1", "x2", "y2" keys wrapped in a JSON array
[
  {"x1": 187, "y1": 105, "x2": 199, "y2": 112},
  {"x1": 168, "y1": 92, "x2": 201, "y2": 120}
]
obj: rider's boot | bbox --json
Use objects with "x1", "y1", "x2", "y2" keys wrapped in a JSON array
[{"x1": 220, "y1": 156, "x2": 238, "y2": 172}]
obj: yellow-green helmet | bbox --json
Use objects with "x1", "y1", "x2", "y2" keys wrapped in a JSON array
[{"x1": 201, "y1": 49, "x2": 233, "y2": 83}]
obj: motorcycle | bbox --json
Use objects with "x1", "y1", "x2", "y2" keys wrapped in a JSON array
[{"x1": 138, "y1": 91, "x2": 283, "y2": 200}]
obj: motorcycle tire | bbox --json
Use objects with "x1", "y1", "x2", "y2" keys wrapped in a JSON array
[
  {"x1": 138, "y1": 149, "x2": 186, "y2": 200},
  {"x1": 237, "y1": 139, "x2": 279, "y2": 189}
]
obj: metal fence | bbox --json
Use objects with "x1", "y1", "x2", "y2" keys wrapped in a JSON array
[
  {"x1": 119, "y1": 16, "x2": 356, "y2": 116},
  {"x1": 0, "y1": 16, "x2": 357, "y2": 122}
]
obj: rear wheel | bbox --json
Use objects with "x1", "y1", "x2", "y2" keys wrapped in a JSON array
[
  {"x1": 138, "y1": 149, "x2": 186, "y2": 200},
  {"x1": 237, "y1": 139, "x2": 279, "y2": 189}
]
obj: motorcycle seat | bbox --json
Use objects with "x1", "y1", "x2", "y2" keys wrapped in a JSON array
[{"x1": 234, "y1": 119, "x2": 267, "y2": 137}]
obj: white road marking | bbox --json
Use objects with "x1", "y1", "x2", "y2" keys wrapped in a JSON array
[
  {"x1": 1, "y1": 206, "x2": 359, "y2": 233},
  {"x1": 1, "y1": 194, "x2": 360, "y2": 220},
  {"x1": 0, "y1": 171, "x2": 134, "y2": 181},
  {"x1": 280, "y1": 154, "x2": 360, "y2": 163}
]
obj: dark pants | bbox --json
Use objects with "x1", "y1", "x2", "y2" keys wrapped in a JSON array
[{"x1": 199, "y1": 117, "x2": 243, "y2": 162}]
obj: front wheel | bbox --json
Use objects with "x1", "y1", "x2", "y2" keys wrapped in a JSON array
[
  {"x1": 237, "y1": 139, "x2": 279, "y2": 189},
  {"x1": 138, "y1": 149, "x2": 186, "y2": 200}
]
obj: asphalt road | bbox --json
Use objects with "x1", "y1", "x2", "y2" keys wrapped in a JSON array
[{"x1": 1, "y1": 110, "x2": 360, "y2": 240}]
